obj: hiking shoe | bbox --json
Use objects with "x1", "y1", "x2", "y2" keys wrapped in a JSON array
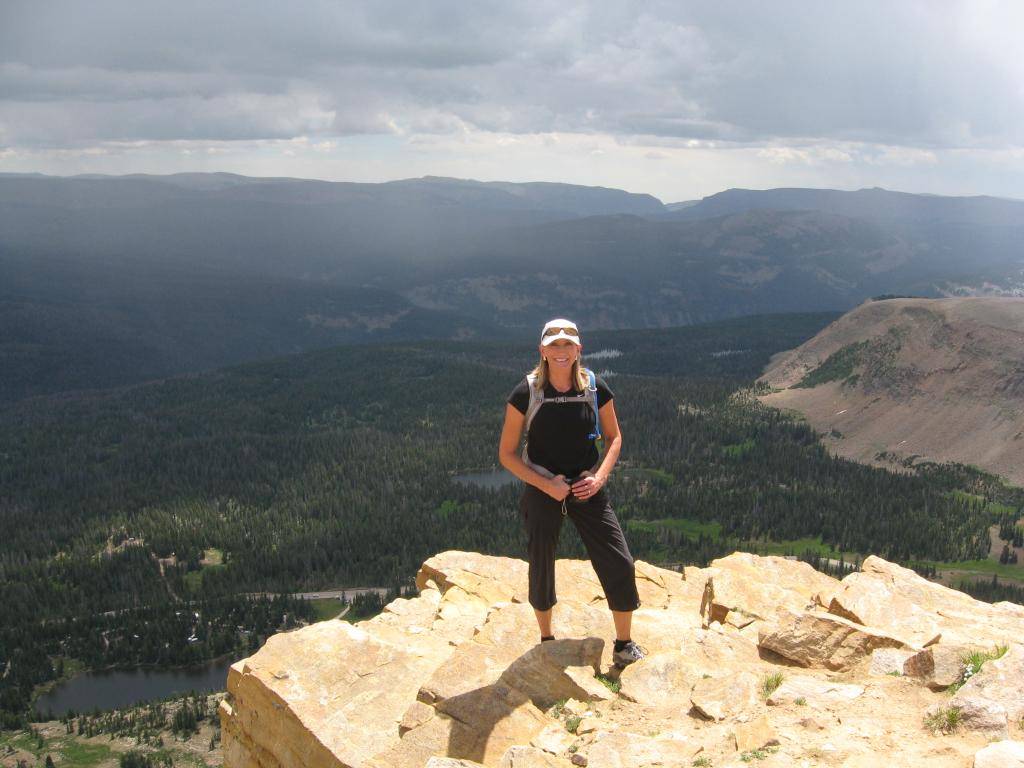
[{"x1": 612, "y1": 640, "x2": 646, "y2": 669}]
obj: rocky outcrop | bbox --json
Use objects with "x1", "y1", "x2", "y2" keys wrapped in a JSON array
[
  {"x1": 221, "y1": 550, "x2": 1024, "y2": 768},
  {"x1": 828, "y1": 556, "x2": 1024, "y2": 647}
]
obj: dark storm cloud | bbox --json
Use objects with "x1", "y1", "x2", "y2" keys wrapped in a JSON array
[{"x1": 1, "y1": 0, "x2": 1021, "y2": 150}]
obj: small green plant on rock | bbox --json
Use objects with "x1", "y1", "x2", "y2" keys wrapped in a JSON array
[
  {"x1": 595, "y1": 672, "x2": 621, "y2": 693},
  {"x1": 760, "y1": 672, "x2": 783, "y2": 699},
  {"x1": 692, "y1": 756, "x2": 712, "y2": 767},
  {"x1": 550, "y1": 698, "x2": 568, "y2": 719},
  {"x1": 949, "y1": 645, "x2": 1007, "y2": 694},
  {"x1": 565, "y1": 715, "x2": 582, "y2": 734},
  {"x1": 924, "y1": 706, "x2": 963, "y2": 735},
  {"x1": 794, "y1": 697, "x2": 807, "y2": 706},
  {"x1": 740, "y1": 745, "x2": 779, "y2": 762}
]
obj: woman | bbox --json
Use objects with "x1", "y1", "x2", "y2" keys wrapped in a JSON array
[{"x1": 498, "y1": 317, "x2": 645, "y2": 669}]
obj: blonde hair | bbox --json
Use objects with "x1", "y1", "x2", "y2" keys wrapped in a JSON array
[{"x1": 529, "y1": 352, "x2": 589, "y2": 392}]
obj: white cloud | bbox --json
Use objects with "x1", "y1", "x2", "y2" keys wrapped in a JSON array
[
  {"x1": 0, "y1": 1, "x2": 1021, "y2": 198},
  {"x1": 866, "y1": 147, "x2": 939, "y2": 167}
]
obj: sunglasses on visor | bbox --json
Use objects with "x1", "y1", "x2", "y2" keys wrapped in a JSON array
[{"x1": 543, "y1": 326, "x2": 580, "y2": 338}]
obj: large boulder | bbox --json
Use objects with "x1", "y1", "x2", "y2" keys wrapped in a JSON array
[
  {"x1": 221, "y1": 612, "x2": 457, "y2": 768},
  {"x1": 700, "y1": 552, "x2": 840, "y2": 628},
  {"x1": 828, "y1": 556, "x2": 1024, "y2": 647},
  {"x1": 758, "y1": 609, "x2": 909, "y2": 671},
  {"x1": 616, "y1": 651, "x2": 698, "y2": 707}
]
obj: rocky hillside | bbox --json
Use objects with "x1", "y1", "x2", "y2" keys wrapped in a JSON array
[
  {"x1": 758, "y1": 297, "x2": 1024, "y2": 486},
  {"x1": 219, "y1": 550, "x2": 1024, "y2": 767}
]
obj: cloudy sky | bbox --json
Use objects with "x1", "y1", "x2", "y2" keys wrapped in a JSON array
[{"x1": 1, "y1": 0, "x2": 1022, "y2": 202}]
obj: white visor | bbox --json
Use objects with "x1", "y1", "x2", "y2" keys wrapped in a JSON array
[{"x1": 540, "y1": 318, "x2": 581, "y2": 346}]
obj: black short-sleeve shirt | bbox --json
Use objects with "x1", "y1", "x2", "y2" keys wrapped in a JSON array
[{"x1": 507, "y1": 373, "x2": 614, "y2": 478}]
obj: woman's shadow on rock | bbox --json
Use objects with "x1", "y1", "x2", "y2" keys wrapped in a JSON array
[{"x1": 436, "y1": 636, "x2": 605, "y2": 764}]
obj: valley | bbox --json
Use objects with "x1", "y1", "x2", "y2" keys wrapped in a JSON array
[{"x1": 2, "y1": 312, "x2": 1022, "y2": 734}]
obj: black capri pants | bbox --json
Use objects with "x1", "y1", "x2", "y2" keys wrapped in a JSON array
[{"x1": 519, "y1": 483, "x2": 641, "y2": 613}]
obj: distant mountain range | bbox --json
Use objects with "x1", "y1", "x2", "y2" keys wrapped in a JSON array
[
  {"x1": 2, "y1": 173, "x2": 1023, "y2": 401},
  {"x1": 666, "y1": 186, "x2": 1024, "y2": 226}
]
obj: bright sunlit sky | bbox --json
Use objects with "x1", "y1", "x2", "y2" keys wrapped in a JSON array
[{"x1": 2, "y1": 0, "x2": 1023, "y2": 202}]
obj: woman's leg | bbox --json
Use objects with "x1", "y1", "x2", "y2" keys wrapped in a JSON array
[
  {"x1": 611, "y1": 609, "x2": 632, "y2": 643},
  {"x1": 520, "y1": 485, "x2": 563, "y2": 636},
  {"x1": 534, "y1": 607, "x2": 553, "y2": 637},
  {"x1": 567, "y1": 489, "x2": 641, "y2": 615}
]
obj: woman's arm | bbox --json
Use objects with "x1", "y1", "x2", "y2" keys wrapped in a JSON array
[
  {"x1": 594, "y1": 399, "x2": 622, "y2": 484},
  {"x1": 498, "y1": 403, "x2": 569, "y2": 500},
  {"x1": 573, "y1": 399, "x2": 622, "y2": 497}
]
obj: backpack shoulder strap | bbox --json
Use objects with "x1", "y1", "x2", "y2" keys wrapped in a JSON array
[
  {"x1": 524, "y1": 373, "x2": 543, "y2": 433},
  {"x1": 585, "y1": 368, "x2": 602, "y2": 440}
]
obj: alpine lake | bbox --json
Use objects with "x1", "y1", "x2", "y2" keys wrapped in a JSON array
[{"x1": 34, "y1": 655, "x2": 237, "y2": 717}]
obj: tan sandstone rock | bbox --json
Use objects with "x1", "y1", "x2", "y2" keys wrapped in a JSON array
[
  {"x1": 529, "y1": 724, "x2": 575, "y2": 756},
  {"x1": 221, "y1": 616, "x2": 456, "y2": 768},
  {"x1": 701, "y1": 552, "x2": 840, "y2": 627},
  {"x1": 416, "y1": 601, "x2": 605, "y2": 710},
  {"x1": 903, "y1": 644, "x2": 975, "y2": 690},
  {"x1": 689, "y1": 671, "x2": 760, "y2": 721},
  {"x1": 765, "y1": 675, "x2": 864, "y2": 708},
  {"x1": 617, "y1": 651, "x2": 699, "y2": 706},
  {"x1": 828, "y1": 556, "x2": 1022, "y2": 647},
  {"x1": 973, "y1": 740, "x2": 1024, "y2": 768},
  {"x1": 582, "y1": 730, "x2": 701, "y2": 767},
  {"x1": 869, "y1": 647, "x2": 915, "y2": 676},
  {"x1": 951, "y1": 643, "x2": 1024, "y2": 730},
  {"x1": 928, "y1": 699, "x2": 1008, "y2": 735},
  {"x1": 499, "y1": 745, "x2": 574, "y2": 767},
  {"x1": 618, "y1": 626, "x2": 762, "y2": 706},
  {"x1": 220, "y1": 550, "x2": 1024, "y2": 768},
  {"x1": 366, "y1": 682, "x2": 549, "y2": 768},
  {"x1": 733, "y1": 714, "x2": 779, "y2": 753},
  {"x1": 758, "y1": 609, "x2": 908, "y2": 671}
]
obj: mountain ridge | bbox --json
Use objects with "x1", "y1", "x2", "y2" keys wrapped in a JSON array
[
  {"x1": 758, "y1": 297, "x2": 1024, "y2": 485},
  {"x1": 3, "y1": 173, "x2": 1023, "y2": 401}
]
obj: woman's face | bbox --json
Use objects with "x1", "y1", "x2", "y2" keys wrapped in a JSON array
[{"x1": 540, "y1": 338, "x2": 581, "y2": 372}]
